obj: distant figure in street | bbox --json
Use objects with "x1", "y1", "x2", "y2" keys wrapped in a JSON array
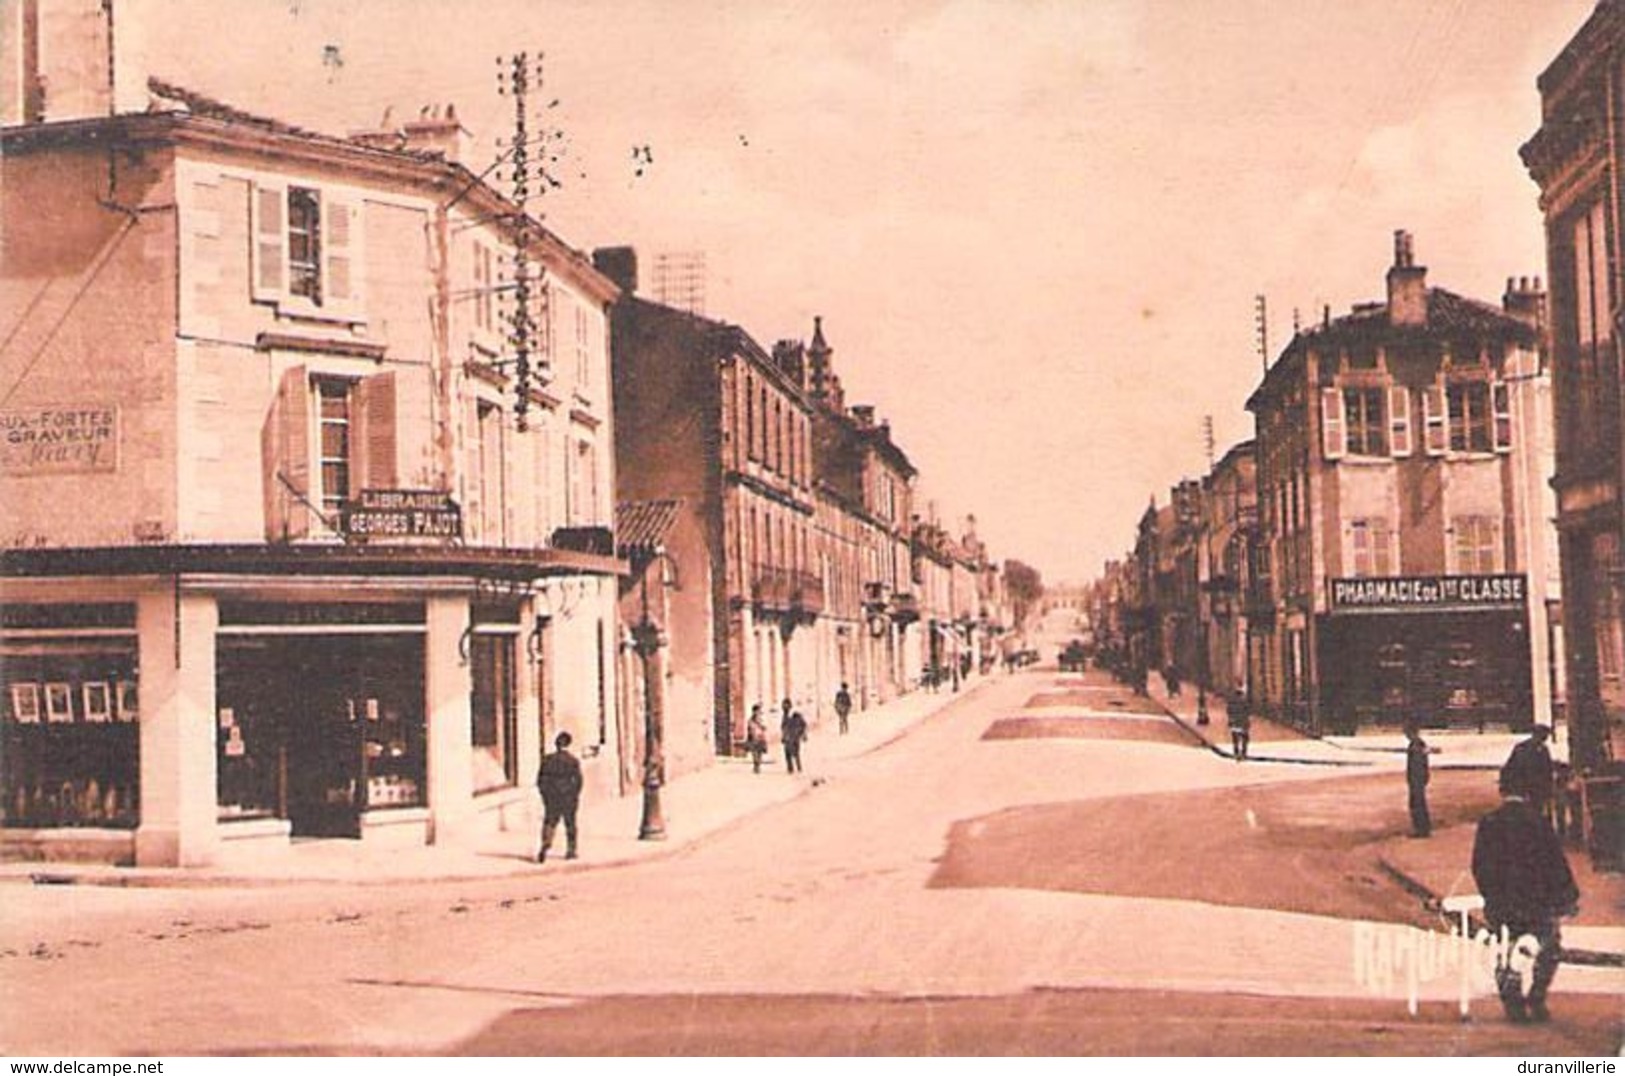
[
  {"x1": 1163, "y1": 663, "x2": 1182, "y2": 698},
  {"x1": 1502, "y1": 725, "x2": 1556, "y2": 824},
  {"x1": 746, "y1": 705, "x2": 768, "y2": 774},
  {"x1": 1226, "y1": 691, "x2": 1251, "y2": 761},
  {"x1": 1472, "y1": 770, "x2": 1580, "y2": 1024},
  {"x1": 1131, "y1": 663, "x2": 1149, "y2": 697},
  {"x1": 536, "y1": 731, "x2": 583, "y2": 863},
  {"x1": 834, "y1": 684, "x2": 853, "y2": 735},
  {"x1": 1405, "y1": 723, "x2": 1431, "y2": 838},
  {"x1": 781, "y1": 704, "x2": 808, "y2": 775}
]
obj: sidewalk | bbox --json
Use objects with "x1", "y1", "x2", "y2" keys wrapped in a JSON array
[
  {"x1": 1145, "y1": 678, "x2": 1534, "y2": 771},
  {"x1": 0, "y1": 675, "x2": 994, "y2": 890}
]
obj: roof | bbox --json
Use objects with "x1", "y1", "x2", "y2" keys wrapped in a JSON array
[
  {"x1": 616, "y1": 499, "x2": 683, "y2": 560},
  {"x1": 1247, "y1": 286, "x2": 1537, "y2": 412},
  {"x1": 148, "y1": 77, "x2": 441, "y2": 160}
]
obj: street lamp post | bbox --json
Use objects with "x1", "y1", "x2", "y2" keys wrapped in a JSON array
[{"x1": 631, "y1": 608, "x2": 667, "y2": 841}]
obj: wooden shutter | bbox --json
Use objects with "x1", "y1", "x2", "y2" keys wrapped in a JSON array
[
  {"x1": 1492, "y1": 381, "x2": 1513, "y2": 453},
  {"x1": 1320, "y1": 387, "x2": 1345, "y2": 460},
  {"x1": 323, "y1": 194, "x2": 363, "y2": 320},
  {"x1": 261, "y1": 365, "x2": 310, "y2": 540},
  {"x1": 351, "y1": 371, "x2": 398, "y2": 492},
  {"x1": 1389, "y1": 385, "x2": 1412, "y2": 457},
  {"x1": 251, "y1": 182, "x2": 288, "y2": 302},
  {"x1": 1423, "y1": 386, "x2": 1447, "y2": 456}
]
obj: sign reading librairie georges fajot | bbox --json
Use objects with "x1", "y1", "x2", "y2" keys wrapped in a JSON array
[
  {"x1": 339, "y1": 490, "x2": 463, "y2": 542},
  {"x1": 0, "y1": 405, "x2": 118, "y2": 476},
  {"x1": 1329, "y1": 573, "x2": 1528, "y2": 614}
]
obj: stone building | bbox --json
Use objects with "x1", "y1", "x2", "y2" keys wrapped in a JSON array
[{"x1": 0, "y1": 9, "x2": 624, "y2": 865}]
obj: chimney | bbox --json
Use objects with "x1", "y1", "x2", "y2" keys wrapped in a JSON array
[
  {"x1": 1386, "y1": 229, "x2": 1428, "y2": 327},
  {"x1": 4, "y1": 0, "x2": 149, "y2": 125},
  {"x1": 850, "y1": 404, "x2": 875, "y2": 428},
  {"x1": 772, "y1": 340, "x2": 806, "y2": 387},
  {"x1": 592, "y1": 246, "x2": 638, "y2": 296},
  {"x1": 400, "y1": 103, "x2": 472, "y2": 163},
  {"x1": 1503, "y1": 274, "x2": 1546, "y2": 328}
]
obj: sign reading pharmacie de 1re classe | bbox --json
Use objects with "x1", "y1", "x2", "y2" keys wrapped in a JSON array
[
  {"x1": 339, "y1": 489, "x2": 462, "y2": 542},
  {"x1": 1328, "y1": 574, "x2": 1528, "y2": 614}
]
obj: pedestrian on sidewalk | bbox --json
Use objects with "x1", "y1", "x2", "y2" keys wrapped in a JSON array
[
  {"x1": 746, "y1": 705, "x2": 768, "y2": 774},
  {"x1": 781, "y1": 701, "x2": 807, "y2": 775},
  {"x1": 1226, "y1": 690, "x2": 1251, "y2": 760},
  {"x1": 834, "y1": 683, "x2": 853, "y2": 735},
  {"x1": 536, "y1": 731, "x2": 583, "y2": 863},
  {"x1": 1501, "y1": 725, "x2": 1556, "y2": 825},
  {"x1": 1471, "y1": 770, "x2": 1580, "y2": 1024},
  {"x1": 1163, "y1": 662, "x2": 1182, "y2": 699},
  {"x1": 1405, "y1": 723, "x2": 1431, "y2": 838}
]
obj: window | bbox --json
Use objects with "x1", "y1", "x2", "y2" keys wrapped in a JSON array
[
  {"x1": 1350, "y1": 518, "x2": 1393, "y2": 577},
  {"x1": 1447, "y1": 382, "x2": 1492, "y2": 453},
  {"x1": 1451, "y1": 516, "x2": 1499, "y2": 574},
  {"x1": 744, "y1": 375, "x2": 757, "y2": 460},
  {"x1": 573, "y1": 300, "x2": 591, "y2": 388},
  {"x1": 287, "y1": 188, "x2": 322, "y2": 302},
  {"x1": 475, "y1": 400, "x2": 506, "y2": 544},
  {"x1": 1343, "y1": 388, "x2": 1388, "y2": 457},
  {"x1": 252, "y1": 183, "x2": 362, "y2": 317},
  {"x1": 316, "y1": 379, "x2": 352, "y2": 517},
  {"x1": 473, "y1": 244, "x2": 495, "y2": 333}
]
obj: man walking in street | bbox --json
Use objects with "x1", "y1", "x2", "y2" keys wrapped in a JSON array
[
  {"x1": 781, "y1": 701, "x2": 808, "y2": 775},
  {"x1": 536, "y1": 731, "x2": 583, "y2": 863},
  {"x1": 1226, "y1": 690, "x2": 1251, "y2": 761},
  {"x1": 746, "y1": 704, "x2": 768, "y2": 774},
  {"x1": 1405, "y1": 723, "x2": 1431, "y2": 838},
  {"x1": 1472, "y1": 770, "x2": 1580, "y2": 1024},
  {"x1": 834, "y1": 683, "x2": 853, "y2": 735}
]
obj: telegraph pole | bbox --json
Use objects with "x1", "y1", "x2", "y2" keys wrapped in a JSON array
[{"x1": 497, "y1": 52, "x2": 542, "y2": 430}]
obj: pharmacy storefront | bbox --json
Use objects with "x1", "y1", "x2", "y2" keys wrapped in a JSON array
[
  {"x1": 1316, "y1": 574, "x2": 1534, "y2": 733},
  {"x1": 0, "y1": 542, "x2": 623, "y2": 867}
]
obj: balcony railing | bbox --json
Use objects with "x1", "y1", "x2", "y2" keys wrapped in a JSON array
[{"x1": 751, "y1": 567, "x2": 825, "y2": 615}]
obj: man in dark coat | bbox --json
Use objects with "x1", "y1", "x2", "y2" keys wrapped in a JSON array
[
  {"x1": 536, "y1": 731, "x2": 583, "y2": 863},
  {"x1": 834, "y1": 683, "x2": 853, "y2": 735},
  {"x1": 781, "y1": 702, "x2": 808, "y2": 775},
  {"x1": 1405, "y1": 724, "x2": 1431, "y2": 838},
  {"x1": 1472, "y1": 771, "x2": 1580, "y2": 1023},
  {"x1": 1501, "y1": 725, "x2": 1556, "y2": 822},
  {"x1": 1226, "y1": 691, "x2": 1251, "y2": 761}
]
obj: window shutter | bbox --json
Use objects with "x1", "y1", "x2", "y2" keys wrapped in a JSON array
[
  {"x1": 323, "y1": 194, "x2": 363, "y2": 320},
  {"x1": 1389, "y1": 385, "x2": 1412, "y2": 457},
  {"x1": 351, "y1": 372, "x2": 398, "y2": 492},
  {"x1": 251, "y1": 182, "x2": 288, "y2": 302},
  {"x1": 464, "y1": 399, "x2": 483, "y2": 540},
  {"x1": 1320, "y1": 387, "x2": 1345, "y2": 460},
  {"x1": 1423, "y1": 386, "x2": 1447, "y2": 456},
  {"x1": 1492, "y1": 381, "x2": 1513, "y2": 453},
  {"x1": 261, "y1": 365, "x2": 310, "y2": 540}
]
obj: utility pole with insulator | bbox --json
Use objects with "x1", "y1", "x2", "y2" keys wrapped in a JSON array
[{"x1": 497, "y1": 52, "x2": 543, "y2": 430}]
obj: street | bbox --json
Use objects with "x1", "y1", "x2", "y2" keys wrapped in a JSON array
[{"x1": 1, "y1": 668, "x2": 1620, "y2": 1056}]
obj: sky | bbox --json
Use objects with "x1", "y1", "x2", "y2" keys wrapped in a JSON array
[{"x1": 129, "y1": 0, "x2": 1598, "y2": 585}]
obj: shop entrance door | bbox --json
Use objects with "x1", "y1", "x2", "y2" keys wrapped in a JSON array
[{"x1": 279, "y1": 641, "x2": 364, "y2": 839}]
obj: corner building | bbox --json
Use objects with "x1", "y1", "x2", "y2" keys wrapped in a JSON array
[
  {"x1": 1247, "y1": 232, "x2": 1560, "y2": 734},
  {"x1": 0, "y1": 25, "x2": 624, "y2": 865}
]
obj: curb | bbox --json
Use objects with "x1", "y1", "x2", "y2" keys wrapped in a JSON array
[
  {"x1": 1374, "y1": 852, "x2": 1625, "y2": 969},
  {"x1": 1155, "y1": 702, "x2": 1374, "y2": 768}
]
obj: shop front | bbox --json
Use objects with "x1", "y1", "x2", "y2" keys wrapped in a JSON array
[
  {"x1": 0, "y1": 543, "x2": 625, "y2": 867},
  {"x1": 1317, "y1": 574, "x2": 1534, "y2": 732}
]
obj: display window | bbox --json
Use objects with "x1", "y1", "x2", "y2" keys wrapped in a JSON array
[
  {"x1": 215, "y1": 608, "x2": 426, "y2": 836},
  {"x1": 470, "y1": 602, "x2": 520, "y2": 793},
  {"x1": 1, "y1": 604, "x2": 139, "y2": 829}
]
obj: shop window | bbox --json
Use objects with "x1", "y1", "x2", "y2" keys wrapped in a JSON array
[
  {"x1": 1444, "y1": 642, "x2": 1480, "y2": 711},
  {"x1": 1377, "y1": 643, "x2": 1409, "y2": 708},
  {"x1": 1451, "y1": 516, "x2": 1499, "y2": 575},
  {"x1": 1, "y1": 605, "x2": 139, "y2": 829},
  {"x1": 470, "y1": 612, "x2": 519, "y2": 793},
  {"x1": 251, "y1": 181, "x2": 363, "y2": 319}
]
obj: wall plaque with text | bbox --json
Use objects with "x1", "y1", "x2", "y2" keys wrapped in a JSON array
[{"x1": 0, "y1": 405, "x2": 118, "y2": 476}]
